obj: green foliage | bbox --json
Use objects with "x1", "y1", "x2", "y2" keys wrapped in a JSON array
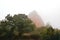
[
  {"x1": 0, "y1": 14, "x2": 60, "y2": 40},
  {"x1": 31, "y1": 24, "x2": 60, "y2": 40},
  {"x1": 0, "y1": 14, "x2": 35, "y2": 40}
]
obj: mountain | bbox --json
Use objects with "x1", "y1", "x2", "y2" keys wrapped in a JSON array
[{"x1": 28, "y1": 11, "x2": 44, "y2": 27}]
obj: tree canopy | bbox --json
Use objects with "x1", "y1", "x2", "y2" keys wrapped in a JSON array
[
  {"x1": 0, "y1": 14, "x2": 60, "y2": 40},
  {"x1": 0, "y1": 14, "x2": 36, "y2": 40}
]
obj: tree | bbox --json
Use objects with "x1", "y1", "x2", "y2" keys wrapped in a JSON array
[
  {"x1": 0, "y1": 14, "x2": 36, "y2": 40},
  {"x1": 35, "y1": 24, "x2": 54, "y2": 40}
]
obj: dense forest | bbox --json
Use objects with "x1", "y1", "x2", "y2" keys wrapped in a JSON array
[{"x1": 0, "y1": 14, "x2": 60, "y2": 40}]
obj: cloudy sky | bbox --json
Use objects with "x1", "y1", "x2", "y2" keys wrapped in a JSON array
[{"x1": 0, "y1": 0, "x2": 60, "y2": 29}]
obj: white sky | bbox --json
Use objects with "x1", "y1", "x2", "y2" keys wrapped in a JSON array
[{"x1": 0, "y1": 0, "x2": 60, "y2": 29}]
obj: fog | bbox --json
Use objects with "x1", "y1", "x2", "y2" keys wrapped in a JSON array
[{"x1": 0, "y1": 0, "x2": 60, "y2": 29}]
